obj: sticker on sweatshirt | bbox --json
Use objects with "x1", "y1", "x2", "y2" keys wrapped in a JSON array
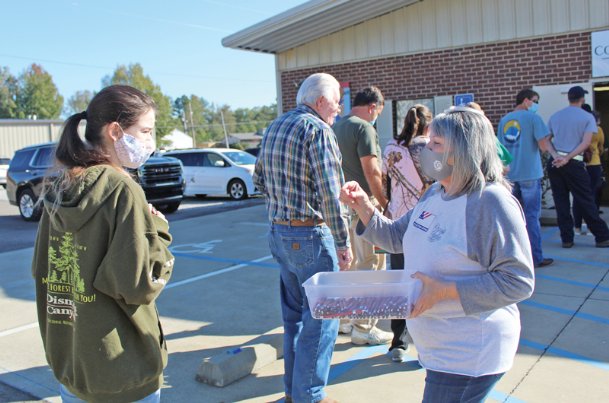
[
  {"x1": 413, "y1": 210, "x2": 436, "y2": 232},
  {"x1": 43, "y1": 232, "x2": 96, "y2": 324}
]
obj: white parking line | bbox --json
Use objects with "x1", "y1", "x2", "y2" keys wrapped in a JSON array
[
  {"x1": 0, "y1": 322, "x2": 38, "y2": 338},
  {"x1": 165, "y1": 254, "x2": 273, "y2": 289},
  {"x1": 0, "y1": 254, "x2": 275, "y2": 337}
]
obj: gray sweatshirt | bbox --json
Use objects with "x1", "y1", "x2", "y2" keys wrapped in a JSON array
[{"x1": 358, "y1": 182, "x2": 534, "y2": 376}]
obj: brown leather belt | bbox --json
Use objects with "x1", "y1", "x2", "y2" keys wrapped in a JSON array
[{"x1": 273, "y1": 218, "x2": 325, "y2": 227}]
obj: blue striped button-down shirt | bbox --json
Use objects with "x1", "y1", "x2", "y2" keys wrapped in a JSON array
[{"x1": 253, "y1": 104, "x2": 350, "y2": 249}]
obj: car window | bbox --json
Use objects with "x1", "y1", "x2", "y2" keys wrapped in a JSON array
[
  {"x1": 0, "y1": 158, "x2": 10, "y2": 165},
  {"x1": 31, "y1": 147, "x2": 55, "y2": 167},
  {"x1": 169, "y1": 153, "x2": 193, "y2": 166},
  {"x1": 9, "y1": 150, "x2": 36, "y2": 170},
  {"x1": 223, "y1": 151, "x2": 256, "y2": 165},
  {"x1": 205, "y1": 153, "x2": 226, "y2": 167}
]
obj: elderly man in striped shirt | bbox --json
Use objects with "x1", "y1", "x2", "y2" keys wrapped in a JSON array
[{"x1": 253, "y1": 72, "x2": 352, "y2": 403}]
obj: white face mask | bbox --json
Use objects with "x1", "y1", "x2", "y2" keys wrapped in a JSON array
[{"x1": 114, "y1": 130, "x2": 155, "y2": 169}]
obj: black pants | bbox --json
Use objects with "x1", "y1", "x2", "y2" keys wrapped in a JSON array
[
  {"x1": 573, "y1": 164, "x2": 604, "y2": 228},
  {"x1": 389, "y1": 253, "x2": 408, "y2": 351},
  {"x1": 547, "y1": 158, "x2": 609, "y2": 243}
]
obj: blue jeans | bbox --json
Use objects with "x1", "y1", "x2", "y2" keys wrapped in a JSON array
[
  {"x1": 512, "y1": 180, "x2": 544, "y2": 265},
  {"x1": 60, "y1": 384, "x2": 160, "y2": 402},
  {"x1": 422, "y1": 370, "x2": 504, "y2": 403},
  {"x1": 268, "y1": 223, "x2": 339, "y2": 403}
]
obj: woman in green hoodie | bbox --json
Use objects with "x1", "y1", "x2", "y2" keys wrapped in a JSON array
[{"x1": 32, "y1": 85, "x2": 174, "y2": 403}]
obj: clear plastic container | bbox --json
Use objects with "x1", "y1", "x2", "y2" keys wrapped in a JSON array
[{"x1": 303, "y1": 270, "x2": 420, "y2": 319}]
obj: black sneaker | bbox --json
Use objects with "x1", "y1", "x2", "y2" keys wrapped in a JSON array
[
  {"x1": 535, "y1": 258, "x2": 554, "y2": 268},
  {"x1": 562, "y1": 242, "x2": 574, "y2": 248},
  {"x1": 596, "y1": 240, "x2": 609, "y2": 248}
]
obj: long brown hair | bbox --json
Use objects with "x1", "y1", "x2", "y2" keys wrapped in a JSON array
[{"x1": 396, "y1": 104, "x2": 432, "y2": 146}]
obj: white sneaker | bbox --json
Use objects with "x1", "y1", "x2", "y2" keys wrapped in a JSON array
[
  {"x1": 390, "y1": 345, "x2": 411, "y2": 362},
  {"x1": 338, "y1": 323, "x2": 352, "y2": 334},
  {"x1": 351, "y1": 327, "x2": 393, "y2": 345},
  {"x1": 581, "y1": 224, "x2": 589, "y2": 236}
]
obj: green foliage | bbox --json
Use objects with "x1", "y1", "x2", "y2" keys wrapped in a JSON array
[
  {"x1": 66, "y1": 90, "x2": 95, "y2": 117},
  {"x1": 16, "y1": 64, "x2": 63, "y2": 119},
  {"x1": 172, "y1": 97, "x2": 276, "y2": 146},
  {"x1": 0, "y1": 67, "x2": 19, "y2": 118},
  {"x1": 1, "y1": 62, "x2": 278, "y2": 150},
  {"x1": 103, "y1": 63, "x2": 178, "y2": 141}
]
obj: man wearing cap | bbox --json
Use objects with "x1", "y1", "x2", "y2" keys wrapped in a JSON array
[{"x1": 546, "y1": 86, "x2": 609, "y2": 248}]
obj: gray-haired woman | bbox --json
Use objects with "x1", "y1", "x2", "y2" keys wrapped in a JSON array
[{"x1": 340, "y1": 107, "x2": 534, "y2": 402}]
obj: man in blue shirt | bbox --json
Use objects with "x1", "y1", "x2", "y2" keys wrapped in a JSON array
[
  {"x1": 547, "y1": 86, "x2": 609, "y2": 248},
  {"x1": 498, "y1": 89, "x2": 555, "y2": 267}
]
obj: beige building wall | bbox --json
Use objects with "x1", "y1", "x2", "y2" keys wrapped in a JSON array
[
  {"x1": 0, "y1": 120, "x2": 63, "y2": 158},
  {"x1": 278, "y1": 0, "x2": 609, "y2": 71}
]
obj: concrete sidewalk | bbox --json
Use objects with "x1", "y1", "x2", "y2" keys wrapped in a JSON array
[{"x1": 0, "y1": 204, "x2": 608, "y2": 402}]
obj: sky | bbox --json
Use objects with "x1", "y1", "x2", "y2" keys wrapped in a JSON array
[{"x1": 0, "y1": 0, "x2": 305, "y2": 110}]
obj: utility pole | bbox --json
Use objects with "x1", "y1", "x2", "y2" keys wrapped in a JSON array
[
  {"x1": 188, "y1": 101, "x2": 197, "y2": 148},
  {"x1": 220, "y1": 110, "x2": 229, "y2": 148}
]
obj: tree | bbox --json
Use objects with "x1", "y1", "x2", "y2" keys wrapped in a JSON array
[
  {"x1": 173, "y1": 95, "x2": 213, "y2": 146},
  {"x1": 103, "y1": 64, "x2": 177, "y2": 141},
  {"x1": 0, "y1": 67, "x2": 19, "y2": 118},
  {"x1": 16, "y1": 64, "x2": 63, "y2": 119},
  {"x1": 66, "y1": 90, "x2": 94, "y2": 116}
]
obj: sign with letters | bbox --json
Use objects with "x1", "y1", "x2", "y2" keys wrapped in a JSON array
[{"x1": 592, "y1": 30, "x2": 609, "y2": 78}]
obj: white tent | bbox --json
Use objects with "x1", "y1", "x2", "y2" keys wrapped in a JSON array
[{"x1": 162, "y1": 129, "x2": 194, "y2": 150}]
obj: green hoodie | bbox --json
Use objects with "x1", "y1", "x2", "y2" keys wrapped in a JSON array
[{"x1": 32, "y1": 165, "x2": 174, "y2": 402}]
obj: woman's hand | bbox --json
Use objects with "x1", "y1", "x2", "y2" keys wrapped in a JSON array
[
  {"x1": 149, "y1": 203, "x2": 167, "y2": 223},
  {"x1": 410, "y1": 272, "x2": 458, "y2": 318},
  {"x1": 340, "y1": 181, "x2": 369, "y2": 207}
]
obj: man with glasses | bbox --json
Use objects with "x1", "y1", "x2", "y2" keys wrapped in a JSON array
[
  {"x1": 333, "y1": 86, "x2": 393, "y2": 345},
  {"x1": 498, "y1": 88, "x2": 555, "y2": 267}
]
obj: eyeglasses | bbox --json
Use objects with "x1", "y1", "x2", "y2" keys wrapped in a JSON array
[{"x1": 531, "y1": 99, "x2": 539, "y2": 104}]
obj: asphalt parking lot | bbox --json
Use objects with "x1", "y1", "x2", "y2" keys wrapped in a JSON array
[{"x1": 1, "y1": 187, "x2": 609, "y2": 402}]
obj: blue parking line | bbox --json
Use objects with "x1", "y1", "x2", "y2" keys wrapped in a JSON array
[
  {"x1": 488, "y1": 390, "x2": 527, "y2": 403},
  {"x1": 520, "y1": 338, "x2": 609, "y2": 371},
  {"x1": 328, "y1": 345, "x2": 391, "y2": 381},
  {"x1": 541, "y1": 227, "x2": 559, "y2": 241},
  {"x1": 521, "y1": 300, "x2": 609, "y2": 325},
  {"x1": 535, "y1": 273, "x2": 609, "y2": 293},
  {"x1": 171, "y1": 252, "x2": 280, "y2": 268},
  {"x1": 548, "y1": 256, "x2": 609, "y2": 269}
]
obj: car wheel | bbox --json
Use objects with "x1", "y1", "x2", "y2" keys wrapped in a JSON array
[
  {"x1": 158, "y1": 202, "x2": 181, "y2": 214},
  {"x1": 18, "y1": 188, "x2": 43, "y2": 221},
  {"x1": 228, "y1": 179, "x2": 247, "y2": 200}
]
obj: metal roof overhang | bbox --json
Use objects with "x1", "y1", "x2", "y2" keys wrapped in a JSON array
[{"x1": 222, "y1": 0, "x2": 421, "y2": 54}]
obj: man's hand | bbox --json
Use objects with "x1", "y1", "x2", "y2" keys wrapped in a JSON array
[
  {"x1": 337, "y1": 247, "x2": 353, "y2": 271},
  {"x1": 551, "y1": 156, "x2": 568, "y2": 168},
  {"x1": 410, "y1": 272, "x2": 458, "y2": 317}
]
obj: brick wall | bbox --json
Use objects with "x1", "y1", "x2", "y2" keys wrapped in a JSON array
[{"x1": 280, "y1": 31, "x2": 591, "y2": 127}]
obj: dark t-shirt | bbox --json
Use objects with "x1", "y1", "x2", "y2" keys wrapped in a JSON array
[{"x1": 333, "y1": 115, "x2": 381, "y2": 195}]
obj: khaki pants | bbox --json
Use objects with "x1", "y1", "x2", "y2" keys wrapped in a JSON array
[{"x1": 341, "y1": 204, "x2": 386, "y2": 333}]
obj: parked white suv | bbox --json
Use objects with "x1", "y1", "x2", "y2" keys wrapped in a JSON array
[
  {"x1": 164, "y1": 148, "x2": 259, "y2": 200},
  {"x1": 0, "y1": 157, "x2": 10, "y2": 188}
]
